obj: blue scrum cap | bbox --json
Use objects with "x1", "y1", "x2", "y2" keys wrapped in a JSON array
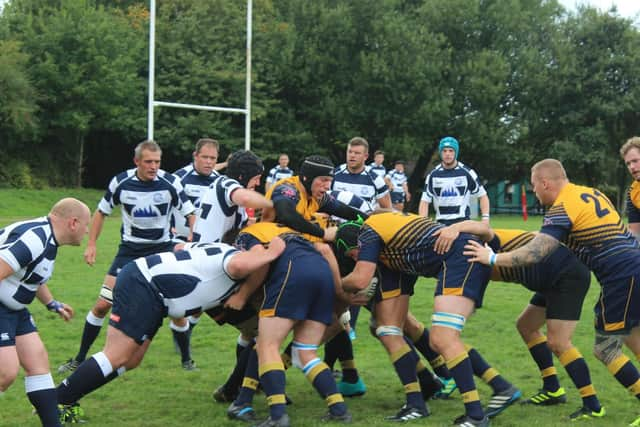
[{"x1": 438, "y1": 136, "x2": 459, "y2": 160}]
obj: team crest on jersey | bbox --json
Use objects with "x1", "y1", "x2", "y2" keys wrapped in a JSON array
[
  {"x1": 441, "y1": 186, "x2": 459, "y2": 197},
  {"x1": 153, "y1": 192, "x2": 165, "y2": 203},
  {"x1": 280, "y1": 186, "x2": 297, "y2": 199},
  {"x1": 455, "y1": 177, "x2": 464, "y2": 186},
  {"x1": 543, "y1": 217, "x2": 554, "y2": 226},
  {"x1": 360, "y1": 187, "x2": 374, "y2": 197},
  {"x1": 132, "y1": 205, "x2": 161, "y2": 218}
]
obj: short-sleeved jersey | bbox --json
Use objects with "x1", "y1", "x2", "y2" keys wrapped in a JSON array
[
  {"x1": 134, "y1": 242, "x2": 239, "y2": 318},
  {"x1": 98, "y1": 168, "x2": 194, "y2": 244},
  {"x1": 625, "y1": 180, "x2": 640, "y2": 224},
  {"x1": 357, "y1": 212, "x2": 445, "y2": 276},
  {"x1": 192, "y1": 175, "x2": 246, "y2": 243},
  {"x1": 0, "y1": 217, "x2": 58, "y2": 310},
  {"x1": 489, "y1": 229, "x2": 577, "y2": 291},
  {"x1": 266, "y1": 166, "x2": 294, "y2": 185},
  {"x1": 539, "y1": 182, "x2": 640, "y2": 284},
  {"x1": 332, "y1": 164, "x2": 389, "y2": 207},
  {"x1": 368, "y1": 163, "x2": 386, "y2": 179},
  {"x1": 171, "y1": 163, "x2": 219, "y2": 240},
  {"x1": 421, "y1": 161, "x2": 487, "y2": 223},
  {"x1": 265, "y1": 176, "x2": 345, "y2": 242},
  {"x1": 386, "y1": 170, "x2": 408, "y2": 195}
]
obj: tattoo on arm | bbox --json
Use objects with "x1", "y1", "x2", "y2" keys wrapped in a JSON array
[{"x1": 509, "y1": 234, "x2": 560, "y2": 267}]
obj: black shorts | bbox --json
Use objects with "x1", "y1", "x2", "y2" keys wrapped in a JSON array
[
  {"x1": 390, "y1": 192, "x2": 405, "y2": 204},
  {"x1": 528, "y1": 257, "x2": 591, "y2": 321}
]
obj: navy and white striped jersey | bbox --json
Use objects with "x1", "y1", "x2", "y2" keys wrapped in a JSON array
[
  {"x1": 0, "y1": 217, "x2": 58, "y2": 310},
  {"x1": 98, "y1": 168, "x2": 195, "y2": 244},
  {"x1": 192, "y1": 175, "x2": 246, "y2": 243},
  {"x1": 328, "y1": 190, "x2": 373, "y2": 218},
  {"x1": 368, "y1": 163, "x2": 386, "y2": 179},
  {"x1": 386, "y1": 170, "x2": 408, "y2": 195},
  {"x1": 172, "y1": 164, "x2": 219, "y2": 240},
  {"x1": 266, "y1": 166, "x2": 294, "y2": 185},
  {"x1": 134, "y1": 243, "x2": 240, "y2": 318},
  {"x1": 331, "y1": 164, "x2": 389, "y2": 208},
  {"x1": 421, "y1": 162, "x2": 487, "y2": 223}
]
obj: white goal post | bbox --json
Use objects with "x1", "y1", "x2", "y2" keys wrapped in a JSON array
[{"x1": 146, "y1": 0, "x2": 253, "y2": 150}]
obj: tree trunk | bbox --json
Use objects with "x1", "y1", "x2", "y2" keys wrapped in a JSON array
[{"x1": 77, "y1": 134, "x2": 84, "y2": 188}]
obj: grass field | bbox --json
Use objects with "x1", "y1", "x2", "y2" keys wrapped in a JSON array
[{"x1": 0, "y1": 189, "x2": 638, "y2": 426}]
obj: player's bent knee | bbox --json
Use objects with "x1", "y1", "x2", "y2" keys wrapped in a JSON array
[{"x1": 593, "y1": 332, "x2": 624, "y2": 365}]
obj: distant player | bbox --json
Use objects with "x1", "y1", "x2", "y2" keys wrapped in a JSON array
[
  {"x1": 368, "y1": 150, "x2": 387, "y2": 179},
  {"x1": 419, "y1": 136, "x2": 490, "y2": 224},
  {"x1": 385, "y1": 160, "x2": 411, "y2": 212},
  {"x1": 58, "y1": 141, "x2": 195, "y2": 374},
  {"x1": 265, "y1": 153, "x2": 294, "y2": 191}
]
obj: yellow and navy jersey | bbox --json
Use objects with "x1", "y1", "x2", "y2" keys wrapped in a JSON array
[
  {"x1": 489, "y1": 229, "x2": 576, "y2": 291},
  {"x1": 540, "y1": 182, "x2": 640, "y2": 284},
  {"x1": 264, "y1": 176, "x2": 333, "y2": 241},
  {"x1": 625, "y1": 180, "x2": 640, "y2": 223},
  {"x1": 235, "y1": 222, "x2": 307, "y2": 250},
  {"x1": 357, "y1": 212, "x2": 445, "y2": 276}
]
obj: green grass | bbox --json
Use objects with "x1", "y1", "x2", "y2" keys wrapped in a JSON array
[{"x1": 0, "y1": 190, "x2": 638, "y2": 426}]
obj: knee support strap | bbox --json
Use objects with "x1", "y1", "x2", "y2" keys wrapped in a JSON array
[
  {"x1": 291, "y1": 341, "x2": 319, "y2": 369},
  {"x1": 375, "y1": 325, "x2": 402, "y2": 338},
  {"x1": 99, "y1": 284, "x2": 113, "y2": 304},
  {"x1": 593, "y1": 331, "x2": 624, "y2": 365},
  {"x1": 432, "y1": 311, "x2": 466, "y2": 331}
]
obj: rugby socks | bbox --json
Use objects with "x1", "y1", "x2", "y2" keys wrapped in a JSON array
[
  {"x1": 324, "y1": 330, "x2": 348, "y2": 370},
  {"x1": 606, "y1": 354, "x2": 640, "y2": 400},
  {"x1": 467, "y1": 345, "x2": 511, "y2": 393},
  {"x1": 57, "y1": 352, "x2": 125, "y2": 405},
  {"x1": 303, "y1": 358, "x2": 348, "y2": 416},
  {"x1": 526, "y1": 335, "x2": 561, "y2": 392},
  {"x1": 169, "y1": 320, "x2": 191, "y2": 363},
  {"x1": 281, "y1": 342, "x2": 293, "y2": 369},
  {"x1": 259, "y1": 361, "x2": 287, "y2": 421},
  {"x1": 25, "y1": 373, "x2": 59, "y2": 427},
  {"x1": 234, "y1": 346, "x2": 259, "y2": 406},
  {"x1": 188, "y1": 315, "x2": 199, "y2": 330},
  {"x1": 447, "y1": 351, "x2": 484, "y2": 420},
  {"x1": 334, "y1": 330, "x2": 359, "y2": 383},
  {"x1": 348, "y1": 305, "x2": 360, "y2": 332},
  {"x1": 224, "y1": 340, "x2": 254, "y2": 396},
  {"x1": 74, "y1": 311, "x2": 104, "y2": 362},
  {"x1": 559, "y1": 347, "x2": 601, "y2": 411},
  {"x1": 409, "y1": 325, "x2": 452, "y2": 379},
  {"x1": 390, "y1": 344, "x2": 425, "y2": 410}
]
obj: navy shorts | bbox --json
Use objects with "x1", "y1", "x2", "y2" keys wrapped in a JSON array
[
  {"x1": 107, "y1": 241, "x2": 176, "y2": 277},
  {"x1": 374, "y1": 264, "x2": 418, "y2": 302},
  {"x1": 260, "y1": 240, "x2": 335, "y2": 325},
  {"x1": 390, "y1": 192, "x2": 405, "y2": 204},
  {"x1": 594, "y1": 272, "x2": 640, "y2": 335},
  {"x1": 0, "y1": 303, "x2": 37, "y2": 347},
  {"x1": 109, "y1": 263, "x2": 166, "y2": 344},
  {"x1": 434, "y1": 234, "x2": 491, "y2": 307},
  {"x1": 527, "y1": 257, "x2": 591, "y2": 321}
]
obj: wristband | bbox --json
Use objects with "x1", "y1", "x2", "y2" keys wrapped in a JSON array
[
  {"x1": 482, "y1": 214, "x2": 490, "y2": 219},
  {"x1": 46, "y1": 300, "x2": 63, "y2": 313},
  {"x1": 489, "y1": 253, "x2": 498, "y2": 266}
]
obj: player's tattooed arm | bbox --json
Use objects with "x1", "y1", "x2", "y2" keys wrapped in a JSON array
[{"x1": 508, "y1": 233, "x2": 560, "y2": 267}]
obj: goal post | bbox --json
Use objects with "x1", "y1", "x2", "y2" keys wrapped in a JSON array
[{"x1": 147, "y1": 0, "x2": 253, "y2": 150}]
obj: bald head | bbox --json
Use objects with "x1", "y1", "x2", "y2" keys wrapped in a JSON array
[
  {"x1": 531, "y1": 159, "x2": 567, "y2": 182},
  {"x1": 49, "y1": 198, "x2": 91, "y2": 246},
  {"x1": 50, "y1": 198, "x2": 91, "y2": 220}
]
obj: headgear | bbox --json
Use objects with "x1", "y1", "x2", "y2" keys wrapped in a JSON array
[
  {"x1": 438, "y1": 136, "x2": 459, "y2": 160},
  {"x1": 299, "y1": 155, "x2": 334, "y2": 193},
  {"x1": 226, "y1": 150, "x2": 264, "y2": 187}
]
